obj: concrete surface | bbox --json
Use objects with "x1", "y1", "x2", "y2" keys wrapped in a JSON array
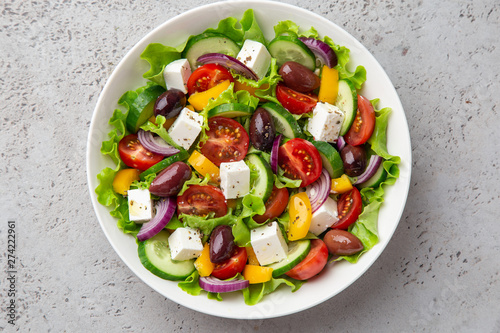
[{"x1": 1, "y1": 0, "x2": 499, "y2": 331}]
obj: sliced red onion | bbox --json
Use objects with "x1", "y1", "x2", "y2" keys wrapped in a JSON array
[
  {"x1": 270, "y1": 134, "x2": 282, "y2": 174},
  {"x1": 354, "y1": 155, "x2": 383, "y2": 184},
  {"x1": 305, "y1": 168, "x2": 331, "y2": 213},
  {"x1": 336, "y1": 136, "x2": 346, "y2": 151},
  {"x1": 137, "y1": 129, "x2": 179, "y2": 156},
  {"x1": 199, "y1": 276, "x2": 249, "y2": 293},
  {"x1": 298, "y1": 37, "x2": 338, "y2": 68},
  {"x1": 197, "y1": 53, "x2": 259, "y2": 81},
  {"x1": 137, "y1": 197, "x2": 176, "y2": 241}
]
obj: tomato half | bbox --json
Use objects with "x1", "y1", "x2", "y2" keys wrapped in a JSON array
[
  {"x1": 285, "y1": 239, "x2": 328, "y2": 280},
  {"x1": 252, "y1": 186, "x2": 289, "y2": 224},
  {"x1": 118, "y1": 134, "x2": 163, "y2": 171},
  {"x1": 332, "y1": 187, "x2": 362, "y2": 230},
  {"x1": 200, "y1": 117, "x2": 249, "y2": 167},
  {"x1": 211, "y1": 246, "x2": 247, "y2": 280},
  {"x1": 278, "y1": 138, "x2": 322, "y2": 187},
  {"x1": 177, "y1": 185, "x2": 227, "y2": 218},
  {"x1": 276, "y1": 83, "x2": 317, "y2": 115},
  {"x1": 187, "y1": 64, "x2": 234, "y2": 95},
  {"x1": 345, "y1": 94, "x2": 376, "y2": 146}
]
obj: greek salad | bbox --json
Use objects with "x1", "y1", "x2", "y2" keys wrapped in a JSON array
[{"x1": 95, "y1": 9, "x2": 400, "y2": 305}]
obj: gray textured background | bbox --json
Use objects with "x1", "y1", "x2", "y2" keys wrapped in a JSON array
[{"x1": 1, "y1": 0, "x2": 499, "y2": 331}]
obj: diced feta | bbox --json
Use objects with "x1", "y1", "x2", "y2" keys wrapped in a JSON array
[
  {"x1": 219, "y1": 161, "x2": 250, "y2": 199},
  {"x1": 167, "y1": 107, "x2": 204, "y2": 150},
  {"x1": 168, "y1": 227, "x2": 203, "y2": 261},
  {"x1": 250, "y1": 221, "x2": 288, "y2": 265},
  {"x1": 127, "y1": 189, "x2": 153, "y2": 223},
  {"x1": 163, "y1": 58, "x2": 192, "y2": 94},
  {"x1": 236, "y1": 39, "x2": 272, "y2": 79},
  {"x1": 308, "y1": 197, "x2": 339, "y2": 236},
  {"x1": 306, "y1": 102, "x2": 344, "y2": 142}
]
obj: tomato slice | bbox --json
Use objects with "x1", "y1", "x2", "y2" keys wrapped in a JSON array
[
  {"x1": 252, "y1": 186, "x2": 289, "y2": 224},
  {"x1": 345, "y1": 94, "x2": 376, "y2": 146},
  {"x1": 276, "y1": 83, "x2": 317, "y2": 115},
  {"x1": 187, "y1": 64, "x2": 234, "y2": 95},
  {"x1": 332, "y1": 187, "x2": 362, "y2": 230},
  {"x1": 285, "y1": 239, "x2": 328, "y2": 280},
  {"x1": 211, "y1": 246, "x2": 247, "y2": 280},
  {"x1": 177, "y1": 185, "x2": 227, "y2": 218},
  {"x1": 200, "y1": 117, "x2": 249, "y2": 167},
  {"x1": 278, "y1": 138, "x2": 322, "y2": 187},
  {"x1": 118, "y1": 134, "x2": 163, "y2": 171}
]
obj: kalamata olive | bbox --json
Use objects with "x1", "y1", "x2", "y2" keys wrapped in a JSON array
[
  {"x1": 323, "y1": 229, "x2": 364, "y2": 256},
  {"x1": 154, "y1": 88, "x2": 186, "y2": 119},
  {"x1": 278, "y1": 61, "x2": 320, "y2": 93},
  {"x1": 249, "y1": 107, "x2": 276, "y2": 152},
  {"x1": 341, "y1": 144, "x2": 366, "y2": 177},
  {"x1": 149, "y1": 161, "x2": 191, "y2": 197},
  {"x1": 209, "y1": 225, "x2": 235, "y2": 264}
]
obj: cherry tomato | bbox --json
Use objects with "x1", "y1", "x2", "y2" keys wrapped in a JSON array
[
  {"x1": 177, "y1": 185, "x2": 227, "y2": 218},
  {"x1": 345, "y1": 94, "x2": 376, "y2": 146},
  {"x1": 278, "y1": 138, "x2": 322, "y2": 187},
  {"x1": 118, "y1": 134, "x2": 163, "y2": 171},
  {"x1": 332, "y1": 187, "x2": 362, "y2": 230},
  {"x1": 187, "y1": 64, "x2": 234, "y2": 95},
  {"x1": 200, "y1": 117, "x2": 249, "y2": 167},
  {"x1": 211, "y1": 246, "x2": 247, "y2": 280},
  {"x1": 276, "y1": 83, "x2": 317, "y2": 115},
  {"x1": 285, "y1": 239, "x2": 329, "y2": 280},
  {"x1": 253, "y1": 186, "x2": 289, "y2": 224}
]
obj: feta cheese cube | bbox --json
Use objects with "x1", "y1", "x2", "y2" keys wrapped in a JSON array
[
  {"x1": 219, "y1": 161, "x2": 250, "y2": 199},
  {"x1": 163, "y1": 58, "x2": 191, "y2": 94},
  {"x1": 236, "y1": 39, "x2": 271, "y2": 79},
  {"x1": 168, "y1": 227, "x2": 203, "y2": 261},
  {"x1": 250, "y1": 221, "x2": 288, "y2": 265},
  {"x1": 128, "y1": 189, "x2": 153, "y2": 223},
  {"x1": 167, "y1": 107, "x2": 204, "y2": 150},
  {"x1": 308, "y1": 197, "x2": 339, "y2": 236},
  {"x1": 306, "y1": 102, "x2": 344, "y2": 142}
]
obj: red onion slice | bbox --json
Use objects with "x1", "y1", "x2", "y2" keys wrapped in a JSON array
[
  {"x1": 137, "y1": 129, "x2": 179, "y2": 156},
  {"x1": 137, "y1": 197, "x2": 176, "y2": 241},
  {"x1": 355, "y1": 155, "x2": 383, "y2": 184},
  {"x1": 305, "y1": 168, "x2": 331, "y2": 213},
  {"x1": 197, "y1": 53, "x2": 259, "y2": 81},
  {"x1": 270, "y1": 134, "x2": 282, "y2": 174},
  {"x1": 298, "y1": 37, "x2": 338, "y2": 68},
  {"x1": 199, "y1": 276, "x2": 249, "y2": 293},
  {"x1": 336, "y1": 136, "x2": 346, "y2": 151}
]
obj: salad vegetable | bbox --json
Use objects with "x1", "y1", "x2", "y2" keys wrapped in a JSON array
[{"x1": 95, "y1": 9, "x2": 400, "y2": 305}]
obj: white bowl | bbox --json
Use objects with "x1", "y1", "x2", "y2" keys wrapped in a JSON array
[{"x1": 87, "y1": 0, "x2": 411, "y2": 319}]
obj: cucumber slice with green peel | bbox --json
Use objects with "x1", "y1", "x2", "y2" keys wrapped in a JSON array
[
  {"x1": 310, "y1": 140, "x2": 344, "y2": 178},
  {"x1": 138, "y1": 231, "x2": 196, "y2": 281},
  {"x1": 268, "y1": 36, "x2": 316, "y2": 71},
  {"x1": 125, "y1": 85, "x2": 166, "y2": 133},
  {"x1": 140, "y1": 150, "x2": 189, "y2": 180},
  {"x1": 245, "y1": 154, "x2": 273, "y2": 202},
  {"x1": 261, "y1": 102, "x2": 303, "y2": 139},
  {"x1": 207, "y1": 103, "x2": 254, "y2": 118},
  {"x1": 182, "y1": 32, "x2": 241, "y2": 71},
  {"x1": 266, "y1": 239, "x2": 311, "y2": 278},
  {"x1": 358, "y1": 162, "x2": 387, "y2": 188},
  {"x1": 335, "y1": 79, "x2": 358, "y2": 136}
]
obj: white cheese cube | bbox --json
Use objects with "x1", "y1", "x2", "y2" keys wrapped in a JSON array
[
  {"x1": 236, "y1": 39, "x2": 271, "y2": 79},
  {"x1": 308, "y1": 197, "x2": 339, "y2": 236},
  {"x1": 128, "y1": 189, "x2": 153, "y2": 223},
  {"x1": 163, "y1": 58, "x2": 192, "y2": 94},
  {"x1": 307, "y1": 102, "x2": 345, "y2": 142},
  {"x1": 250, "y1": 221, "x2": 288, "y2": 265},
  {"x1": 168, "y1": 227, "x2": 203, "y2": 261},
  {"x1": 219, "y1": 161, "x2": 250, "y2": 199},
  {"x1": 167, "y1": 107, "x2": 204, "y2": 150}
]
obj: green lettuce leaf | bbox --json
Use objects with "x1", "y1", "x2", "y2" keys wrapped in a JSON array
[
  {"x1": 242, "y1": 276, "x2": 305, "y2": 305},
  {"x1": 178, "y1": 271, "x2": 203, "y2": 296},
  {"x1": 177, "y1": 172, "x2": 211, "y2": 196},
  {"x1": 240, "y1": 9, "x2": 267, "y2": 46},
  {"x1": 140, "y1": 115, "x2": 185, "y2": 151},
  {"x1": 100, "y1": 109, "x2": 128, "y2": 166},
  {"x1": 140, "y1": 44, "x2": 181, "y2": 87},
  {"x1": 273, "y1": 20, "x2": 299, "y2": 38}
]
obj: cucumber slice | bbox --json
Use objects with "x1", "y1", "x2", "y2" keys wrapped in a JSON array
[
  {"x1": 125, "y1": 85, "x2": 166, "y2": 133},
  {"x1": 245, "y1": 154, "x2": 273, "y2": 202},
  {"x1": 140, "y1": 150, "x2": 189, "y2": 180},
  {"x1": 335, "y1": 79, "x2": 358, "y2": 136},
  {"x1": 310, "y1": 140, "x2": 344, "y2": 178},
  {"x1": 268, "y1": 36, "x2": 316, "y2": 71},
  {"x1": 358, "y1": 162, "x2": 387, "y2": 188},
  {"x1": 207, "y1": 103, "x2": 254, "y2": 118},
  {"x1": 261, "y1": 102, "x2": 302, "y2": 139},
  {"x1": 266, "y1": 239, "x2": 311, "y2": 278},
  {"x1": 182, "y1": 32, "x2": 240, "y2": 71},
  {"x1": 138, "y1": 231, "x2": 196, "y2": 281}
]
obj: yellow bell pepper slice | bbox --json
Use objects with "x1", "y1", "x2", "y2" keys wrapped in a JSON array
[
  {"x1": 245, "y1": 247, "x2": 260, "y2": 266},
  {"x1": 243, "y1": 265, "x2": 273, "y2": 284},
  {"x1": 187, "y1": 150, "x2": 220, "y2": 183},
  {"x1": 331, "y1": 174, "x2": 353, "y2": 194},
  {"x1": 185, "y1": 104, "x2": 195, "y2": 111},
  {"x1": 112, "y1": 169, "x2": 141, "y2": 195},
  {"x1": 288, "y1": 192, "x2": 312, "y2": 241},
  {"x1": 187, "y1": 80, "x2": 231, "y2": 111},
  {"x1": 318, "y1": 66, "x2": 339, "y2": 105},
  {"x1": 194, "y1": 243, "x2": 214, "y2": 277}
]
